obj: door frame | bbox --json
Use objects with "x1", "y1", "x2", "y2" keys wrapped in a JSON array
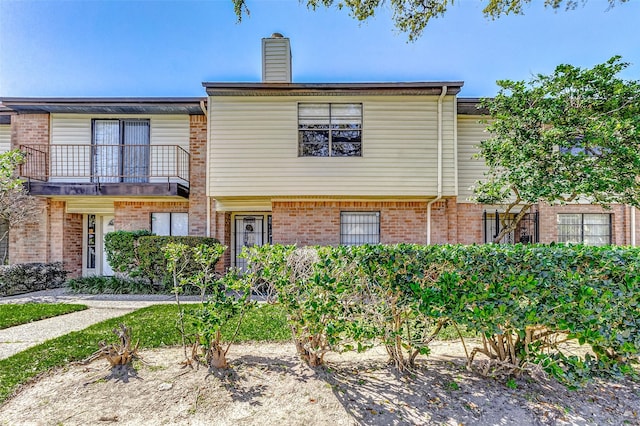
[
  {"x1": 82, "y1": 214, "x2": 115, "y2": 276},
  {"x1": 231, "y1": 213, "x2": 272, "y2": 270}
]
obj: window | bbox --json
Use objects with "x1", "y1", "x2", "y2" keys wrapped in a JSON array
[
  {"x1": 557, "y1": 214, "x2": 611, "y2": 246},
  {"x1": 340, "y1": 212, "x2": 380, "y2": 245},
  {"x1": 298, "y1": 103, "x2": 362, "y2": 157},
  {"x1": 151, "y1": 212, "x2": 188, "y2": 236},
  {"x1": 92, "y1": 119, "x2": 150, "y2": 183}
]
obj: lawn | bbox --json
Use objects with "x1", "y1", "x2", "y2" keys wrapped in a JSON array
[
  {"x1": 0, "y1": 303, "x2": 290, "y2": 403},
  {"x1": 0, "y1": 303, "x2": 88, "y2": 330}
]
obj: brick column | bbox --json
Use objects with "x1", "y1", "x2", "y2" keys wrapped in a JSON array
[{"x1": 188, "y1": 114, "x2": 207, "y2": 236}]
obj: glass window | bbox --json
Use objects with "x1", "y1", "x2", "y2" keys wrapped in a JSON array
[
  {"x1": 557, "y1": 213, "x2": 611, "y2": 246},
  {"x1": 340, "y1": 212, "x2": 380, "y2": 245},
  {"x1": 151, "y1": 212, "x2": 188, "y2": 236},
  {"x1": 299, "y1": 103, "x2": 362, "y2": 157}
]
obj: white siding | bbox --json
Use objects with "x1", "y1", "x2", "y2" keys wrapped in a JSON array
[
  {"x1": 50, "y1": 114, "x2": 190, "y2": 183},
  {"x1": 457, "y1": 116, "x2": 490, "y2": 202},
  {"x1": 0, "y1": 125, "x2": 11, "y2": 154},
  {"x1": 208, "y1": 95, "x2": 457, "y2": 197}
]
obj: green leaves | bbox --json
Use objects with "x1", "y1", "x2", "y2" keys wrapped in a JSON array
[
  {"x1": 242, "y1": 243, "x2": 640, "y2": 383},
  {"x1": 476, "y1": 56, "x2": 640, "y2": 232}
]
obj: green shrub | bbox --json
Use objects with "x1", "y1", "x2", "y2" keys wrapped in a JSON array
[
  {"x1": 0, "y1": 262, "x2": 67, "y2": 296},
  {"x1": 137, "y1": 236, "x2": 221, "y2": 289},
  {"x1": 104, "y1": 230, "x2": 152, "y2": 278},
  {"x1": 240, "y1": 243, "x2": 640, "y2": 386}
]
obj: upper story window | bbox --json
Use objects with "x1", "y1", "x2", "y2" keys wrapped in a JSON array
[
  {"x1": 298, "y1": 103, "x2": 362, "y2": 157},
  {"x1": 557, "y1": 213, "x2": 611, "y2": 246},
  {"x1": 93, "y1": 119, "x2": 150, "y2": 183}
]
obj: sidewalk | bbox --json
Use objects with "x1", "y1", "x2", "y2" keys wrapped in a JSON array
[{"x1": 0, "y1": 288, "x2": 197, "y2": 360}]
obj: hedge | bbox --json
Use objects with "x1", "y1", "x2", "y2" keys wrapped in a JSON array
[
  {"x1": 0, "y1": 262, "x2": 67, "y2": 296},
  {"x1": 240, "y1": 243, "x2": 640, "y2": 386}
]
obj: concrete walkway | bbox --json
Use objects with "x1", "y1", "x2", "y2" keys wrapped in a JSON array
[{"x1": 0, "y1": 289, "x2": 197, "y2": 360}]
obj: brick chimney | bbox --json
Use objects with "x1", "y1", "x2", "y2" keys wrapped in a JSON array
[{"x1": 262, "y1": 33, "x2": 292, "y2": 83}]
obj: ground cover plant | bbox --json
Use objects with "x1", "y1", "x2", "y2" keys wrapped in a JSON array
[
  {"x1": 0, "y1": 303, "x2": 289, "y2": 403},
  {"x1": 0, "y1": 303, "x2": 87, "y2": 329}
]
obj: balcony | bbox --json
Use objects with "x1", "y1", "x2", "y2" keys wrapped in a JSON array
[{"x1": 20, "y1": 144, "x2": 190, "y2": 198}]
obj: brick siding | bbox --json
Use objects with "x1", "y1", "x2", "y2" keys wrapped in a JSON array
[
  {"x1": 188, "y1": 115, "x2": 207, "y2": 236},
  {"x1": 114, "y1": 201, "x2": 189, "y2": 232}
]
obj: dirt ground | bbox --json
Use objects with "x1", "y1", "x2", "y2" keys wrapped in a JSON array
[{"x1": 1, "y1": 341, "x2": 639, "y2": 426}]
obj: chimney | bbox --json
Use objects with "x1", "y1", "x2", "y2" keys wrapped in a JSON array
[{"x1": 262, "y1": 33, "x2": 292, "y2": 83}]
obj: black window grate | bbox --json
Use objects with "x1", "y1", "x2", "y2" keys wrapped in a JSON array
[{"x1": 340, "y1": 212, "x2": 380, "y2": 245}]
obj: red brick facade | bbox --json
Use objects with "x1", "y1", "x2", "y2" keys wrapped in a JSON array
[
  {"x1": 188, "y1": 115, "x2": 207, "y2": 236},
  {"x1": 114, "y1": 201, "x2": 189, "y2": 232}
]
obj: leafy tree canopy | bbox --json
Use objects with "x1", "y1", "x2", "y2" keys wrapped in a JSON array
[
  {"x1": 231, "y1": 0, "x2": 627, "y2": 41},
  {"x1": 474, "y1": 56, "x2": 640, "y2": 240}
]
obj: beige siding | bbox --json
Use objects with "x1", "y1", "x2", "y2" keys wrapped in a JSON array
[
  {"x1": 208, "y1": 95, "x2": 457, "y2": 197},
  {"x1": 457, "y1": 116, "x2": 490, "y2": 202},
  {"x1": 50, "y1": 114, "x2": 189, "y2": 183},
  {"x1": 262, "y1": 38, "x2": 291, "y2": 82},
  {"x1": 0, "y1": 125, "x2": 11, "y2": 154}
]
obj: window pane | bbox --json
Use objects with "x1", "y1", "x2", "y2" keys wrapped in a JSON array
[
  {"x1": 171, "y1": 213, "x2": 189, "y2": 236},
  {"x1": 151, "y1": 213, "x2": 171, "y2": 236},
  {"x1": 299, "y1": 104, "x2": 330, "y2": 128},
  {"x1": 557, "y1": 214, "x2": 581, "y2": 243},
  {"x1": 122, "y1": 120, "x2": 150, "y2": 183},
  {"x1": 583, "y1": 214, "x2": 610, "y2": 245},
  {"x1": 299, "y1": 130, "x2": 329, "y2": 156},
  {"x1": 341, "y1": 212, "x2": 380, "y2": 245},
  {"x1": 332, "y1": 141, "x2": 362, "y2": 157},
  {"x1": 93, "y1": 120, "x2": 120, "y2": 183},
  {"x1": 331, "y1": 104, "x2": 362, "y2": 128}
]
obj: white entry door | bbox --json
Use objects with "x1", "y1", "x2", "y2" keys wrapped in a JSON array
[
  {"x1": 84, "y1": 214, "x2": 115, "y2": 276},
  {"x1": 101, "y1": 215, "x2": 115, "y2": 276}
]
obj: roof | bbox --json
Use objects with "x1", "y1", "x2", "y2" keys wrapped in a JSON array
[
  {"x1": 203, "y1": 82, "x2": 463, "y2": 96},
  {"x1": 457, "y1": 98, "x2": 490, "y2": 115},
  {"x1": 0, "y1": 98, "x2": 207, "y2": 115}
]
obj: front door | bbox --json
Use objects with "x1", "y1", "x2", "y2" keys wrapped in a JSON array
[
  {"x1": 234, "y1": 215, "x2": 271, "y2": 271},
  {"x1": 84, "y1": 214, "x2": 115, "y2": 276}
]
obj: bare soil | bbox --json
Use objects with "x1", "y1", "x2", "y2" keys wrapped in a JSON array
[{"x1": 1, "y1": 341, "x2": 639, "y2": 426}]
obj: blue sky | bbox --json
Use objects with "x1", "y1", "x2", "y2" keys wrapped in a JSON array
[{"x1": 0, "y1": 0, "x2": 638, "y2": 98}]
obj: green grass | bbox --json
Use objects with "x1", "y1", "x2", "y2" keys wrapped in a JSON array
[
  {"x1": 0, "y1": 303, "x2": 289, "y2": 403},
  {"x1": 0, "y1": 303, "x2": 88, "y2": 329}
]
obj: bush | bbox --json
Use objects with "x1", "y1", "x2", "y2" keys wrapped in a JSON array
[
  {"x1": 137, "y1": 236, "x2": 221, "y2": 289},
  {"x1": 241, "y1": 243, "x2": 640, "y2": 386},
  {"x1": 0, "y1": 262, "x2": 67, "y2": 296},
  {"x1": 66, "y1": 275, "x2": 156, "y2": 294},
  {"x1": 104, "y1": 230, "x2": 152, "y2": 278}
]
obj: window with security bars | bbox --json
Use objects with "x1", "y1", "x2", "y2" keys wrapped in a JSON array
[
  {"x1": 557, "y1": 213, "x2": 611, "y2": 246},
  {"x1": 298, "y1": 103, "x2": 362, "y2": 157},
  {"x1": 340, "y1": 212, "x2": 380, "y2": 245}
]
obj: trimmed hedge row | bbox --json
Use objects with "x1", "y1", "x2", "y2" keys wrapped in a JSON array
[
  {"x1": 0, "y1": 262, "x2": 67, "y2": 296},
  {"x1": 241, "y1": 243, "x2": 640, "y2": 385}
]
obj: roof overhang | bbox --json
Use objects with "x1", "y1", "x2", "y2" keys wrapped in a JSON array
[
  {"x1": 203, "y1": 82, "x2": 463, "y2": 97},
  {"x1": 0, "y1": 98, "x2": 206, "y2": 115},
  {"x1": 457, "y1": 98, "x2": 490, "y2": 115}
]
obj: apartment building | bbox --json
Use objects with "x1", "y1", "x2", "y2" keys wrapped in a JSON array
[{"x1": 1, "y1": 34, "x2": 637, "y2": 276}]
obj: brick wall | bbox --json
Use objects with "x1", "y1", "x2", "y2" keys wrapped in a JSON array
[
  {"x1": 48, "y1": 200, "x2": 83, "y2": 277},
  {"x1": 271, "y1": 200, "x2": 429, "y2": 246},
  {"x1": 11, "y1": 113, "x2": 49, "y2": 148},
  {"x1": 9, "y1": 198, "x2": 49, "y2": 264},
  {"x1": 188, "y1": 115, "x2": 207, "y2": 236},
  {"x1": 211, "y1": 203, "x2": 231, "y2": 271},
  {"x1": 538, "y1": 203, "x2": 629, "y2": 245},
  {"x1": 114, "y1": 201, "x2": 189, "y2": 232}
]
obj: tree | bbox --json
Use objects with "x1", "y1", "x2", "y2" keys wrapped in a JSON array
[
  {"x1": 231, "y1": 0, "x2": 627, "y2": 42},
  {"x1": 0, "y1": 150, "x2": 41, "y2": 263},
  {"x1": 474, "y1": 56, "x2": 640, "y2": 243}
]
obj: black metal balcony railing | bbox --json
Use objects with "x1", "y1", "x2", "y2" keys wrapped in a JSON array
[{"x1": 19, "y1": 144, "x2": 190, "y2": 184}]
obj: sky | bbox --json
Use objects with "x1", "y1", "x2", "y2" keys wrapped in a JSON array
[{"x1": 0, "y1": 0, "x2": 638, "y2": 98}]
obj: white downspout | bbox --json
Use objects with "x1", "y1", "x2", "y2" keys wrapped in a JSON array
[
  {"x1": 631, "y1": 206, "x2": 636, "y2": 247},
  {"x1": 426, "y1": 86, "x2": 447, "y2": 244}
]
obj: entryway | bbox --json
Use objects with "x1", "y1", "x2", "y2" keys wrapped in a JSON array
[
  {"x1": 233, "y1": 214, "x2": 272, "y2": 271},
  {"x1": 84, "y1": 214, "x2": 115, "y2": 276}
]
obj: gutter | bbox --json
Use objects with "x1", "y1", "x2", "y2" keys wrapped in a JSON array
[{"x1": 426, "y1": 85, "x2": 447, "y2": 245}]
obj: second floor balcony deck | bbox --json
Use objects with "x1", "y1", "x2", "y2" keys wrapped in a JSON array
[{"x1": 20, "y1": 144, "x2": 190, "y2": 198}]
